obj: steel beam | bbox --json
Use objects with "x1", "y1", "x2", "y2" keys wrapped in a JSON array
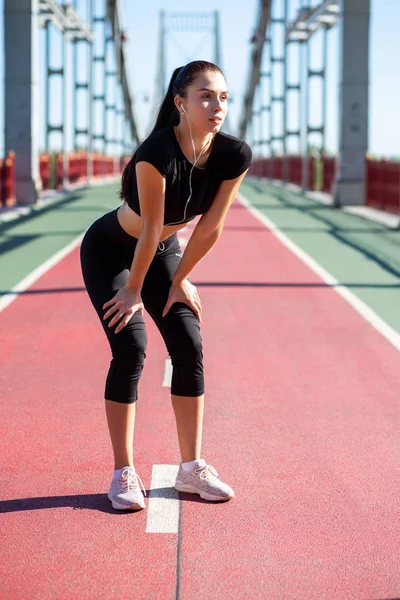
[
  {"x1": 38, "y1": 0, "x2": 93, "y2": 41},
  {"x1": 238, "y1": 0, "x2": 271, "y2": 140},
  {"x1": 107, "y1": 0, "x2": 142, "y2": 143},
  {"x1": 153, "y1": 10, "x2": 230, "y2": 134},
  {"x1": 286, "y1": 0, "x2": 339, "y2": 42}
]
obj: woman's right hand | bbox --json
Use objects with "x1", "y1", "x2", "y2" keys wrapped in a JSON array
[{"x1": 103, "y1": 287, "x2": 144, "y2": 334}]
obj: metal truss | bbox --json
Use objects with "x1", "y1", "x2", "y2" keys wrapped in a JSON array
[
  {"x1": 107, "y1": 0, "x2": 142, "y2": 144},
  {"x1": 242, "y1": 0, "x2": 340, "y2": 191},
  {"x1": 41, "y1": 1, "x2": 94, "y2": 184},
  {"x1": 38, "y1": 0, "x2": 93, "y2": 41},
  {"x1": 153, "y1": 10, "x2": 230, "y2": 134},
  {"x1": 238, "y1": 0, "x2": 271, "y2": 140},
  {"x1": 286, "y1": 1, "x2": 339, "y2": 189},
  {"x1": 5, "y1": 0, "x2": 157, "y2": 203},
  {"x1": 41, "y1": 0, "x2": 140, "y2": 183},
  {"x1": 286, "y1": 0, "x2": 339, "y2": 42},
  {"x1": 167, "y1": 12, "x2": 219, "y2": 32}
]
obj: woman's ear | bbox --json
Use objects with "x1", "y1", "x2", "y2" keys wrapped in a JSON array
[{"x1": 174, "y1": 97, "x2": 185, "y2": 114}]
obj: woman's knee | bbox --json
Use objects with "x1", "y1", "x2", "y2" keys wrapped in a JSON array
[
  {"x1": 105, "y1": 354, "x2": 145, "y2": 403},
  {"x1": 181, "y1": 332, "x2": 203, "y2": 363},
  {"x1": 167, "y1": 315, "x2": 203, "y2": 364},
  {"x1": 169, "y1": 326, "x2": 204, "y2": 397},
  {"x1": 104, "y1": 319, "x2": 148, "y2": 404}
]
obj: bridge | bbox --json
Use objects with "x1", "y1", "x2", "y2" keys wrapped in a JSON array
[{"x1": 1, "y1": 1, "x2": 400, "y2": 599}]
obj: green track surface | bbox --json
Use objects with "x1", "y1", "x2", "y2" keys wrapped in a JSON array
[
  {"x1": 1, "y1": 178, "x2": 399, "y2": 336},
  {"x1": 0, "y1": 183, "x2": 120, "y2": 293},
  {"x1": 241, "y1": 178, "x2": 400, "y2": 335}
]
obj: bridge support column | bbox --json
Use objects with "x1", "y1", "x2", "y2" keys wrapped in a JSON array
[
  {"x1": 5, "y1": 0, "x2": 41, "y2": 205},
  {"x1": 334, "y1": 0, "x2": 370, "y2": 207}
]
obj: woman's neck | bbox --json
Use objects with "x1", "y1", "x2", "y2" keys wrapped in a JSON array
[{"x1": 174, "y1": 123, "x2": 214, "y2": 165}]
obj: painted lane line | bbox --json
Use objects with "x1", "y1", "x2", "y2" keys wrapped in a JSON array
[
  {"x1": 237, "y1": 191, "x2": 400, "y2": 353},
  {"x1": 0, "y1": 227, "x2": 189, "y2": 316},
  {"x1": 0, "y1": 233, "x2": 84, "y2": 314},
  {"x1": 0, "y1": 227, "x2": 188, "y2": 316},
  {"x1": 162, "y1": 359, "x2": 172, "y2": 387},
  {"x1": 146, "y1": 464, "x2": 180, "y2": 534}
]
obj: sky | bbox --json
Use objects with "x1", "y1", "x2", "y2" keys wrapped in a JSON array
[
  {"x1": 0, "y1": 0, "x2": 399, "y2": 157},
  {"x1": 119, "y1": 0, "x2": 400, "y2": 157}
]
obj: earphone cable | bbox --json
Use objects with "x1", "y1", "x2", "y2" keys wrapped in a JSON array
[{"x1": 164, "y1": 112, "x2": 214, "y2": 226}]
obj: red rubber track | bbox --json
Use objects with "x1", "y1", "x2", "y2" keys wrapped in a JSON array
[{"x1": 1, "y1": 199, "x2": 400, "y2": 599}]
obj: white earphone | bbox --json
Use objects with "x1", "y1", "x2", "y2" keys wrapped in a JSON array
[{"x1": 165, "y1": 101, "x2": 213, "y2": 226}]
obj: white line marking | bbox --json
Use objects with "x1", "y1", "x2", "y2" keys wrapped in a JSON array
[
  {"x1": 0, "y1": 234, "x2": 84, "y2": 314},
  {"x1": 162, "y1": 359, "x2": 172, "y2": 387},
  {"x1": 146, "y1": 464, "x2": 180, "y2": 534},
  {"x1": 1, "y1": 222, "x2": 187, "y2": 316},
  {"x1": 237, "y1": 191, "x2": 400, "y2": 352}
]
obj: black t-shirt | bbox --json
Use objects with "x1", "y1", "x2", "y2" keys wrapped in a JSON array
[{"x1": 128, "y1": 125, "x2": 252, "y2": 226}]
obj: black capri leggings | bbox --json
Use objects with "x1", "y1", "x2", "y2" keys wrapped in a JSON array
[{"x1": 80, "y1": 208, "x2": 204, "y2": 403}]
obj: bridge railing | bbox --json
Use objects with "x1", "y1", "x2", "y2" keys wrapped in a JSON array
[
  {"x1": 0, "y1": 151, "x2": 16, "y2": 208},
  {"x1": 249, "y1": 155, "x2": 400, "y2": 216},
  {"x1": 249, "y1": 156, "x2": 315, "y2": 191},
  {"x1": 0, "y1": 152, "x2": 130, "y2": 207},
  {"x1": 366, "y1": 159, "x2": 400, "y2": 215}
]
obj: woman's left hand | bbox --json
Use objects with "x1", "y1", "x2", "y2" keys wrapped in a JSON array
[{"x1": 162, "y1": 279, "x2": 202, "y2": 322}]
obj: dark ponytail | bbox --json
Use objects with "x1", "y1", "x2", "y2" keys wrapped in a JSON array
[
  {"x1": 151, "y1": 66, "x2": 183, "y2": 132},
  {"x1": 119, "y1": 60, "x2": 225, "y2": 202}
]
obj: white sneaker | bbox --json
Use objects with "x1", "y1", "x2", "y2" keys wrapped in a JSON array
[
  {"x1": 175, "y1": 460, "x2": 234, "y2": 502},
  {"x1": 108, "y1": 466, "x2": 147, "y2": 510}
]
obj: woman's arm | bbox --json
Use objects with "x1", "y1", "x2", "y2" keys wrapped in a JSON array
[
  {"x1": 126, "y1": 161, "x2": 165, "y2": 292},
  {"x1": 171, "y1": 170, "x2": 248, "y2": 286},
  {"x1": 102, "y1": 161, "x2": 165, "y2": 333}
]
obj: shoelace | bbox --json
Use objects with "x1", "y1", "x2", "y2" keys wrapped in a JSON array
[
  {"x1": 119, "y1": 467, "x2": 147, "y2": 497},
  {"x1": 194, "y1": 464, "x2": 219, "y2": 480}
]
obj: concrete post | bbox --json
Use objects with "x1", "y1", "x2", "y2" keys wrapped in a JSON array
[
  {"x1": 4, "y1": 0, "x2": 41, "y2": 205},
  {"x1": 334, "y1": 0, "x2": 370, "y2": 206}
]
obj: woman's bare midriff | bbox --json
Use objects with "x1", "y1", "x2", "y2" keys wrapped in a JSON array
[{"x1": 117, "y1": 201, "x2": 189, "y2": 242}]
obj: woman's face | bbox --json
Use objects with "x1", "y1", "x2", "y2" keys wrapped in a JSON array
[{"x1": 179, "y1": 70, "x2": 229, "y2": 134}]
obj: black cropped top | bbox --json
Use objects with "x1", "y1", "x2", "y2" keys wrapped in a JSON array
[{"x1": 127, "y1": 125, "x2": 252, "y2": 226}]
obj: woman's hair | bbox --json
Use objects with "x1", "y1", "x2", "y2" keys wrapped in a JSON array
[{"x1": 119, "y1": 60, "x2": 225, "y2": 202}]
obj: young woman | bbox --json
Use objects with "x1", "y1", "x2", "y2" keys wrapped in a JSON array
[{"x1": 80, "y1": 60, "x2": 252, "y2": 511}]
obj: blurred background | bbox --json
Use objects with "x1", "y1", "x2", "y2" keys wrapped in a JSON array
[{"x1": 0, "y1": 0, "x2": 398, "y2": 214}]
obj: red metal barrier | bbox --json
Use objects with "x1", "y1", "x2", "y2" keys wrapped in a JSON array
[
  {"x1": 1, "y1": 151, "x2": 130, "y2": 205},
  {"x1": 285, "y1": 155, "x2": 315, "y2": 189},
  {"x1": 322, "y1": 156, "x2": 336, "y2": 193},
  {"x1": 39, "y1": 152, "x2": 125, "y2": 189},
  {"x1": 68, "y1": 153, "x2": 87, "y2": 184},
  {"x1": 309, "y1": 156, "x2": 316, "y2": 190},
  {"x1": 40, "y1": 154, "x2": 51, "y2": 190},
  {"x1": 106, "y1": 155, "x2": 113, "y2": 176},
  {"x1": 120, "y1": 155, "x2": 130, "y2": 171},
  {"x1": 366, "y1": 159, "x2": 400, "y2": 215},
  {"x1": 287, "y1": 156, "x2": 302, "y2": 186},
  {"x1": 0, "y1": 151, "x2": 16, "y2": 207},
  {"x1": 248, "y1": 162, "x2": 257, "y2": 176},
  {"x1": 250, "y1": 155, "x2": 315, "y2": 189},
  {"x1": 246, "y1": 153, "x2": 400, "y2": 216},
  {"x1": 272, "y1": 157, "x2": 283, "y2": 180},
  {"x1": 56, "y1": 153, "x2": 64, "y2": 188}
]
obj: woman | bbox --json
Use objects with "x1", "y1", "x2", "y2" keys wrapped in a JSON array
[{"x1": 80, "y1": 60, "x2": 252, "y2": 511}]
